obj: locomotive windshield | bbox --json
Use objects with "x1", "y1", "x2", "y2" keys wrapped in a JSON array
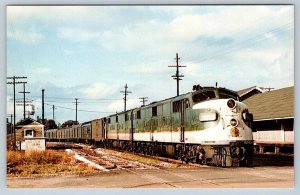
[
  {"x1": 192, "y1": 89, "x2": 239, "y2": 103},
  {"x1": 218, "y1": 89, "x2": 239, "y2": 100},
  {"x1": 192, "y1": 91, "x2": 216, "y2": 103}
]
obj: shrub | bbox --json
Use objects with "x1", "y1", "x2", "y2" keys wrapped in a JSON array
[{"x1": 7, "y1": 150, "x2": 74, "y2": 165}]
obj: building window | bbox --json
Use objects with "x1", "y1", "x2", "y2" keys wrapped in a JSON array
[
  {"x1": 137, "y1": 110, "x2": 141, "y2": 119},
  {"x1": 173, "y1": 101, "x2": 181, "y2": 113},
  {"x1": 116, "y1": 116, "x2": 118, "y2": 123},
  {"x1": 152, "y1": 106, "x2": 157, "y2": 116},
  {"x1": 25, "y1": 129, "x2": 34, "y2": 137}
]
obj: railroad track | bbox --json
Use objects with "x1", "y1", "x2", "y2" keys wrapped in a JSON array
[
  {"x1": 73, "y1": 147, "x2": 159, "y2": 170},
  {"x1": 63, "y1": 143, "x2": 293, "y2": 169}
]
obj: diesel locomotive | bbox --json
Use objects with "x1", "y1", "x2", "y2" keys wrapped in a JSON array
[{"x1": 46, "y1": 85, "x2": 254, "y2": 167}]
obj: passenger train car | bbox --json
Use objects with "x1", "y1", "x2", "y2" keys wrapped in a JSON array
[{"x1": 46, "y1": 86, "x2": 254, "y2": 167}]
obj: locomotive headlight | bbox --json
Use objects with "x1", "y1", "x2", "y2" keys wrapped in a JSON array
[
  {"x1": 227, "y1": 99, "x2": 236, "y2": 109},
  {"x1": 230, "y1": 118, "x2": 238, "y2": 127}
]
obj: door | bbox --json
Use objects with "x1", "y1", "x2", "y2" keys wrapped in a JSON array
[{"x1": 179, "y1": 99, "x2": 186, "y2": 142}]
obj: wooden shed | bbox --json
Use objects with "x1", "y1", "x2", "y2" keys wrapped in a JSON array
[{"x1": 14, "y1": 118, "x2": 45, "y2": 150}]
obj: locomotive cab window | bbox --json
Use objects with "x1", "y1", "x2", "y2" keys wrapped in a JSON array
[
  {"x1": 219, "y1": 93, "x2": 239, "y2": 101},
  {"x1": 192, "y1": 91, "x2": 216, "y2": 103}
]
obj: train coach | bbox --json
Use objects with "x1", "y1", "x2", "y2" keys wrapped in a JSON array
[{"x1": 46, "y1": 86, "x2": 254, "y2": 167}]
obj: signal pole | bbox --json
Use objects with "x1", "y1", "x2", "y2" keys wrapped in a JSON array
[
  {"x1": 168, "y1": 53, "x2": 186, "y2": 96},
  {"x1": 18, "y1": 83, "x2": 30, "y2": 120},
  {"x1": 139, "y1": 97, "x2": 148, "y2": 106},
  {"x1": 120, "y1": 84, "x2": 132, "y2": 111},
  {"x1": 7, "y1": 76, "x2": 27, "y2": 150}
]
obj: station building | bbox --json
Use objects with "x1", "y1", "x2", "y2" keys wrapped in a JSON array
[
  {"x1": 238, "y1": 86, "x2": 294, "y2": 154},
  {"x1": 12, "y1": 118, "x2": 46, "y2": 151}
]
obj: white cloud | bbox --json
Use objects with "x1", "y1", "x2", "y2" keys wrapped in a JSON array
[
  {"x1": 57, "y1": 27, "x2": 101, "y2": 42},
  {"x1": 127, "y1": 60, "x2": 170, "y2": 74},
  {"x1": 31, "y1": 67, "x2": 51, "y2": 74},
  {"x1": 83, "y1": 83, "x2": 118, "y2": 99},
  {"x1": 7, "y1": 29, "x2": 44, "y2": 44},
  {"x1": 107, "y1": 98, "x2": 140, "y2": 113}
]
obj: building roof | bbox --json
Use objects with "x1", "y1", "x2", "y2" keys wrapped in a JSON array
[
  {"x1": 16, "y1": 118, "x2": 43, "y2": 127},
  {"x1": 242, "y1": 86, "x2": 294, "y2": 121},
  {"x1": 237, "y1": 86, "x2": 265, "y2": 97}
]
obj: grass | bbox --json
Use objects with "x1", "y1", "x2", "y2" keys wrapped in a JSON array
[{"x1": 7, "y1": 150, "x2": 98, "y2": 177}]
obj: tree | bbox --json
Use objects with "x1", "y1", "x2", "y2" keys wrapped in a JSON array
[
  {"x1": 36, "y1": 118, "x2": 58, "y2": 130},
  {"x1": 60, "y1": 120, "x2": 79, "y2": 129},
  {"x1": 45, "y1": 119, "x2": 58, "y2": 130}
]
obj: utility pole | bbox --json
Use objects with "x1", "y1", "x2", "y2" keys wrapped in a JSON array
[
  {"x1": 10, "y1": 114, "x2": 13, "y2": 135},
  {"x1": 52, "y1": 105, "x2": 55, "y2": 121},
  {"x1": 139, "y1": 97, "x2": 148, "y2": 106},
  {"x1": 74, "y1": 98, "x2": 79, "y2": 123},
  {"x1": 52, "y1": 105, "x2": 57, "y2": 129},
  {"x1": 264, "y1": 87, "x2": 274, "y2": 92},
  {"x1": 120, "y1": 84, "x2": 132, "y2": 111},
  {"x1": 18, "y1": 83, "x2": 30, "y2": 120},
  {"x1": 42, "y1": 89, "x2": 45, "y2": 125},
  {"x1": 7, "y1": 76, "x2": 27, "y2": 150},
  {"x1": 6, "y1": 114, "x2": 13, "y2": 139},
  {"x1": 168, "y1": 53, "x2": 186, "y2": 96}
]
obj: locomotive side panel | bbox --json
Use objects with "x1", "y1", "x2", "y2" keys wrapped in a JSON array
[
  {"x1": 107, "y1": 115, "x2": 118, "y2": 140},
  {"x1": 133, "y1": 106, "x2": 151, "y2": 142}
]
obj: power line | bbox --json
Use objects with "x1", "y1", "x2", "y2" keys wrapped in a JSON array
[
  {"x1": 32, "y1": 99, "x2": 113, "y2": 113},
  {"x1": 22, "y1": 95, "x2": 120, "y2": 101},
  {"x1": 187, "y1": 22, "x2": 293, "y2": 64}
]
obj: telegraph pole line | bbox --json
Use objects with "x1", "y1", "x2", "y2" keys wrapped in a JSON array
[
  {"x1": 10, "y1": 114, "x2": 13, "y2": 135},
  {"x1": 18, "y1": 83, "x2": 30, "y2": 120},
  {"x1": 120, "y1": 84, "x2": 132, "y2": 111},
  {"x1": 264, "y1": 87, "x2": 274, "y2": 92},
  {"x1": 168, "y1": 53, "x2": 186, "y2": 96},
  {"x1": 52, "y1": 105, "x2": 57, "y2": 129},
  {"x1": 7, "y1": 76, "x2": 27, "y2": 150},
  {"x1": 139, "y1": 97, "x2": 148, "y2": 106},
  {"x1": 73, "y1": 98, "x2": 80, "y2": 123},
  {"x1": 52, "y1": 105, "x2": 55, "y2": 121},
  {"x1": 42, "y1": 89, "x2": 45, "y2": 125}
]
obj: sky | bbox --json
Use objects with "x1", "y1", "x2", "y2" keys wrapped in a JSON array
[{"x1": 6, "y1": 5, "x2": 294, "y2": 124}]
